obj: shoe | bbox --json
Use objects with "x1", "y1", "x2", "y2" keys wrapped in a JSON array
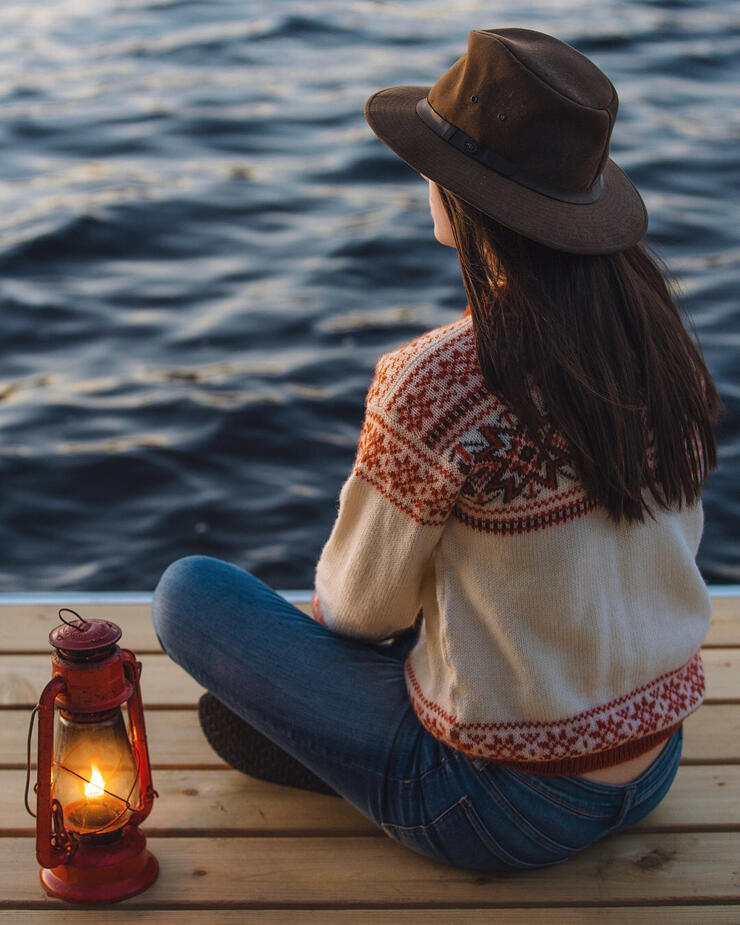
[{"x1": 197, "y1": 692, "x2": 340, "y2": 797}]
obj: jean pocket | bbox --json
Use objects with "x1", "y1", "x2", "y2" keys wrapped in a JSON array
[
  {"x1": 381, "y1": 795, "x2": 568, "y2": 873},
  {"x1": 381, "y1": 799, "x2": 471, "y2": 867},
  {"x1": 475, "y1": 760, "x2": 620, "y2": 822}
]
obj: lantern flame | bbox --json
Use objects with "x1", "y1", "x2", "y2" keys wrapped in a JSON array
[{"x1": 84, "y1": 765, "x2": 105, "y2": 799}]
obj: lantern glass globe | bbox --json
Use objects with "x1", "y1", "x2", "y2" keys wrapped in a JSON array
[{"x1": 51, "y1": 707, "x2": 141, "y2": 839}]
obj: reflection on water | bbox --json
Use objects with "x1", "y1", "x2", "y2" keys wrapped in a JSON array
[{"x1": 0, "y1": 0, "x2": 737, "y2": 589}]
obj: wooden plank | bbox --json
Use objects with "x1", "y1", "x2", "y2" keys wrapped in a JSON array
[
  {"x1": 632, "y1": 764, "x2": 740, "y2": 831},
  {"x1": 1, "y1": 832, "x2": 739, "y2": 906},
  {"x1": 0, "y1": 601, "x2": 312, "y2": 654},
  {"x1": 5, "y1": 705, "x2": 740, "y2": 771},
  {"x1": 1, "y1": 767, "x2": 373, "y2": 836},
  {"x1": 3, "y1": 764, "x2": 740, "y2": 836},
  {"x1": 700, "y1": 648, "x2": 740, "y2": 700},
  {"x1": 707, "y1": 596, "x2": 740, "y2": 646},
  {"x1": 0, "y1": 654, "x2": 205, "y2": 707},
  {"x1": 2, "y1": 646, "x2": 737, "y2": 709},
  {"x1": 4, "y1": 709, "x2": 220, "y2": 770},
  {"x1": 1, "y1": 603, "x2": 164, "y2": 653},
  {"x1": 1, "y1": 597, "x2": 737, "y2": 654},
  {"x1": 2, "y1": 910, "x2": 739, "y2": 923}
]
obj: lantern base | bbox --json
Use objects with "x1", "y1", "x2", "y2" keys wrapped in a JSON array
[{"x1": 40, "y1": 824, "x2": 158, "y2": 904}]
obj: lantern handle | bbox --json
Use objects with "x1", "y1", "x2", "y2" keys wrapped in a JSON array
[
  {"x1": 24, "y1": 705, "x2": 40, "y2": 818},
  {"x1": 57, "y1": 608, "x2": 89, "y2": 630}
]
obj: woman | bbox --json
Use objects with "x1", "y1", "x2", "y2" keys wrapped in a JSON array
[{"x1": 152, "y1": 28, "x2": 723, "y2": 872}]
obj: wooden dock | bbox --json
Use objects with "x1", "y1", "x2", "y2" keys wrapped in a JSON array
[{"x1": 1, "y1": 592, "x2": 739, "y2": 922}]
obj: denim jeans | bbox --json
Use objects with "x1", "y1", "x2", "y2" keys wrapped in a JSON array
[{"x1": 151, "y1": 554, "x2": 684, "y2": 873}]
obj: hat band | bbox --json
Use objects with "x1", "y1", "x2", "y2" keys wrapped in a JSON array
[{"x1": 416, "y1": 97, "x2": 604, "y2": 205}]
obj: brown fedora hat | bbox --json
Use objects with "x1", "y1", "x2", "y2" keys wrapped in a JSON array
[{"x1": 364, "y1": 28, "x2": 647, "y2": 254}]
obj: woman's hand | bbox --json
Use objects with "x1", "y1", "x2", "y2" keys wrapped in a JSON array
[{"x1": 311, "y1": 590, "x2": 327, "y2": 626}]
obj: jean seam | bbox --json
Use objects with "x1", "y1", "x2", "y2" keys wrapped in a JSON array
[
  {"x1": 496, "y1": 768, "x2": 616, "y2": 819},
  {"x1": 628, "y1": 753, "x2": 681, "y2": 812},
  {"x1": 381, "y1": 794, "x2": 464, "y2": 833},
  {"x1": 394, "y1": 756, "x2": 449, "y2": 786},
  {"x1": 474, "y1": 770, "x2": 582, "y2": 854},
  {"x1": 458, "y1": 796, "x2": 550, "y2": 869},
  {"x1": 604, "y1": 788, "x2": 635, "y2": 834}
]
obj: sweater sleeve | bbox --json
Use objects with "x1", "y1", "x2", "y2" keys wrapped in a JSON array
[{"x1": 312, "y1": 352, "x2": 469, "y2": 643}]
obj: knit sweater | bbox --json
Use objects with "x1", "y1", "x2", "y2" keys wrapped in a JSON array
[{"x1": 312, "y1": 306, "x2": 711, "y2": 775}]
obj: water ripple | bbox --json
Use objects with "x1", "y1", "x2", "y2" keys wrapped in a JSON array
[{"x1": 0, "y1": 0, "x2": 737, "y2": 589}]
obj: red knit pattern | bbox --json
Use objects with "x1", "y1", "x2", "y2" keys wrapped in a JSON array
[
  {"x1": 353, "y1": 410, "x2": 466, "y2": 526},
  {"x1": 354, "y1": 312, "x2": 671, "y2": 535},
  {"x1": 404, "y1": 649, "x2": 705, "y2": 770},
  {"x1": 355, "y1": 315, "x2": 603, "y2": 534}
]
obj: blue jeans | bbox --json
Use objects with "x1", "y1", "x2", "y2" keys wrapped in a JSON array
[{"x1": 151, "y1": 554, "x2": 684, "y2": 873}]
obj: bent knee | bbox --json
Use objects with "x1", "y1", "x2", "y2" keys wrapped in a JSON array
[{"x1": 151, "y1": 555, "x2": 224, "y2": 653}]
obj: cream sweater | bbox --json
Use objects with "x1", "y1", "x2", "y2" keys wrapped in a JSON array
[{"x1": 312, "y1": 307, "x2": 711, "y2": 775}]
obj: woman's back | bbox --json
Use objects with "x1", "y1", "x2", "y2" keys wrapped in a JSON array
[{"x1": 314, "y1": 305, "x2": 712, "y2": 780}]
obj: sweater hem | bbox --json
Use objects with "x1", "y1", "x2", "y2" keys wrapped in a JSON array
[
  {"x1": 403, "y1": 649, "x2": 704, "y2": 769},
  {"x1": 492, "y1": 720, "x2": 682, "y2": 776}
]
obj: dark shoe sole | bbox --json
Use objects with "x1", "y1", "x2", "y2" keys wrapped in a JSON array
[{"x1": 197, "y1": 692, "x2": 340, "y2": 797}]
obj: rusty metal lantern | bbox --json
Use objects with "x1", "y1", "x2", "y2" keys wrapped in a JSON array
[{"x1": 25, "y1": 609, "x2": 159, "y2": 903}]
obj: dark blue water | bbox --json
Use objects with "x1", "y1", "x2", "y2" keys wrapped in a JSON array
[{"x1": 0, "y1": 1, "x2": 738, "y2": 591}]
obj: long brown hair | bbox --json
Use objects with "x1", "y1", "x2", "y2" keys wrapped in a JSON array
[{"x1": 436, "y1": 184, "x2": 723, "y2": 525}]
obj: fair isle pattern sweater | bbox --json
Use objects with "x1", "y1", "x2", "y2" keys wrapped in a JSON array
[{"x1": 311, "y1": 307, "x2": 711, "y2": 776}]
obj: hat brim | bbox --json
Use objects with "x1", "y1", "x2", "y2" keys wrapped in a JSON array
[{"x1": 364, "y1": 86, "x2": 647, "y2": 255}]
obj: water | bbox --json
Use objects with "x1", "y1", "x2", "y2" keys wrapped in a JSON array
[{"x1": 0, "y1": 0, "x2": 737, "y2": 591}]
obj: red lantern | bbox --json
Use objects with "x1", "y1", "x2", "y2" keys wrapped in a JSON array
[{"x1": 25, "y1": 609, "x2": 159, "y2": 903}]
